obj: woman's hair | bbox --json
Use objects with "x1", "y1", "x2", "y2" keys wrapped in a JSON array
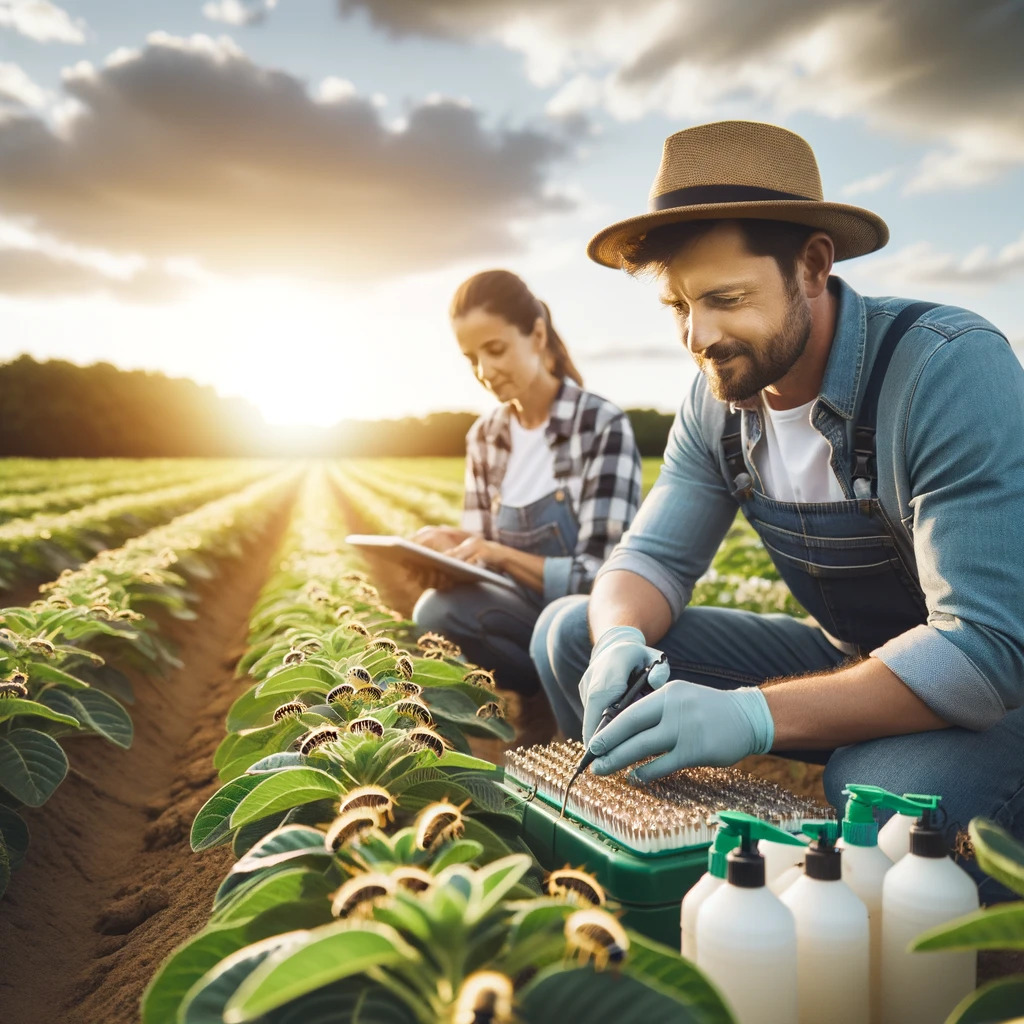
[{"x1": 449, "y1": 269, "x2": 583, "y2": 386}]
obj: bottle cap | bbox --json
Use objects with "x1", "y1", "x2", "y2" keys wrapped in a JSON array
[
  {"x1": 907, "y1": 800, "x2": 947, "y2": 859},
  {"x1": 801, "y1": 820, "x2": 842, "y2": 881},
  {"x1": 842, "y1": 785, "x2": 933, "y2": 847},
  {"x1": 716, "y1": 811, "x2": 804, "y2": 889}
]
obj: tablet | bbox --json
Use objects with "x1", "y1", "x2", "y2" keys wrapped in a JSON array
[{"x1": 345, "y1": 534, "x2": 520, "y2": 591}]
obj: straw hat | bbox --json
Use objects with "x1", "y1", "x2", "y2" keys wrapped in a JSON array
[{"x1": 587, "y1": 120, "x2": 889, "y2": 268}]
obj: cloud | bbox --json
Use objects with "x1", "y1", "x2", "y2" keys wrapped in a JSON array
[
  {"x1": 841, "y1": 167, "x2": 897, "y2": 198},
  {"x1": 0, "y1": 0, "x2": 86, "y2": 43},
  {"x1": 339, "y1": 0, "x2": 1024, "y2": 188},
  {"x1": 860, "y1": 231, "x2": 1024, "y2": 287},
  {"x1": 0, "y1": 62, "x2": 48, "y2": 108},
  {"x1": 584, "y1": 342, "x2": 680, "y2": 361},
  {"x1": 201, "y1": 0, "x2": 278, "y2": 27},
  {"x1": 0, "y1": 246, "x2": 190, "y2": 302},
  {"x1": 0, "y1": 33, "x2": 574, "y2": 288}
]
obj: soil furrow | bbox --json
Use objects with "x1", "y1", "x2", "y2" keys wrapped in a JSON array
[{"x1": 0, "y1": 499, "x2": 292, "y2": 1024}]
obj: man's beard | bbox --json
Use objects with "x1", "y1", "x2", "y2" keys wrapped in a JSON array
[{"x1": 696, "y1": 293, "x2": 812, "y2": 403}]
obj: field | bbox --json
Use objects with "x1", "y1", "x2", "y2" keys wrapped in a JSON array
[{"x1": 0, "y1": 458, "x2": 1015, "y2": 1022}]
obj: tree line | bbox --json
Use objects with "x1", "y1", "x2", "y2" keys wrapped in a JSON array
[{"x1": 0, "y1": 356, "x2": 674, "y2": 458}]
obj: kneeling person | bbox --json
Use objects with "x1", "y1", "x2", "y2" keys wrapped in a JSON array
[{"x1": 532, "y1": 121, "x2": 1024, "y2": 898}]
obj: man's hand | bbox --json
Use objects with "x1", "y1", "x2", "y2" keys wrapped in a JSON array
[
  {"x1": 579, "y1": 626, "x2": 671, "y2": 745},
  {"x1": 587, "y1": 680, "x2": 774, "y2": 784}
]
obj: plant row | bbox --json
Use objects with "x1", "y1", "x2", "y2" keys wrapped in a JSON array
[
  {"x1": 0, "y1": 468, "x2": 298, "y2": 895},
  {"x1": 0, "y1": 461, "x2": 272, "y2": 589},
  {"x1": 143, "y1": 466, "x2": 732, "y2": 1024},
  {"x1": 0, "y1": 458, "x2": 232, "y2": 525}
]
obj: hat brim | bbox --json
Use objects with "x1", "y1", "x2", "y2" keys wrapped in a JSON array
[{"x1": 587, "y1": 200, "x2": 889, "y2": 269}]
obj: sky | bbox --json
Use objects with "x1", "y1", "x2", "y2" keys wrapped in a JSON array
[{"x1": 0, "y1": 0, "x2": 1022, "y2": 428}]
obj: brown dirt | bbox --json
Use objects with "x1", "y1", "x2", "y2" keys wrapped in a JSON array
[{"x1": 0, "y1": 500, "x2": 292, "y2": 1024}]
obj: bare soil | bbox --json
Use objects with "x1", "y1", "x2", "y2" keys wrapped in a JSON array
[{"x1": 0, "y1": 501, "x2": 292, "y2": 1024}]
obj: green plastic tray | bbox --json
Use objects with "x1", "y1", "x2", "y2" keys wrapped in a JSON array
[{"x1": 500, "y1": 774, "x2": 708, "y2": 948}]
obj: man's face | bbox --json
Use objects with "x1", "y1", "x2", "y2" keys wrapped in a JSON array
[{"x1": 659, "y1": 222, "x2": 812, "y2": 403}]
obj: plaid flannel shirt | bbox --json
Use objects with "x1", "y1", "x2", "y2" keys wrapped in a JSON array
[{"x1": 462, "y1": 378, "x2": 642, "y2": 601}]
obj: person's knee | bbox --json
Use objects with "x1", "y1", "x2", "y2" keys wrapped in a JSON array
[
  {"x1": 530, "y1": 595, "x2": 582, "y2": 673},
  {"x1": 413, "y1": 588, "x2": 466, "y2": 637}
]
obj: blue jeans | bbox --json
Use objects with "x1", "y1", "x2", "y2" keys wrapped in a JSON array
[{"x1": 531, "y1": 596, "x2": 1024, "y2": 901}]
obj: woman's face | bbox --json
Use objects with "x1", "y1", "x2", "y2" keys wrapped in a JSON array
[{"x1": 453, "y1": 307, "x2": 548, "y2": 403}]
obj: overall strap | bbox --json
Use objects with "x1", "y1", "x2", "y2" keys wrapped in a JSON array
[
  {"x1": 721, "y1": 408, "x2": 750, "y2": 498},
  {"x1": 852, "y1": 302, "x2": 939, "y2": 497}
]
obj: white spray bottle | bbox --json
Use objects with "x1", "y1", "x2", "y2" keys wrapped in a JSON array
[
  {"x1": 880, "y1": 795, "x2": 979, "y2": 1024},
  {"x1": 877, "y1": 791, "x2": 935, "y2": 863},
  {"x1": 680, "y1": 818, "x2": 741, "y2": 960},
  {"x1": 697, "y1": 811, "x2": 802, "y2": 1024},
  {"x1": 780, "y1": 820, "x2": 869, "y2": 1024},
  {"x1": 840, "y1": 786, "x2": 923, "y2": 1023}
]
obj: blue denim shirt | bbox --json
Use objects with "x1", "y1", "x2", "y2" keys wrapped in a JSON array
[{"x1": 597, "y1": 276, "x2": 1024, "y2": 730}]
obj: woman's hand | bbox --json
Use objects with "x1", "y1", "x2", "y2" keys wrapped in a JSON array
[
  {"x1": 411, "y1": 525, "x2": 471, "y2": 552},
  {"x1": 447, "y1": 536, "x2": 506, "y2": 569}
]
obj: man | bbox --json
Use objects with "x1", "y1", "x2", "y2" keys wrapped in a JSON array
[{"x1": 530, "y1": 120, "x2": 1024, "y2": 896}]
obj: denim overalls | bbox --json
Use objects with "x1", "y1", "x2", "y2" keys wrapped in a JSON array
[
  {"x1": 414, "y1": 481, "x2": 581, "y2": 695},
  {"x1": 724, "y1": 303, "x2": 937, "y2": 656}
]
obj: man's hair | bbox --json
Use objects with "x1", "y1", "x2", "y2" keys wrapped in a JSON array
[{"x1": 620, "y1": 218, "x2": 817, "y2": 284}]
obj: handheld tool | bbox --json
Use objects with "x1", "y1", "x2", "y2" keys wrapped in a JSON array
[{"x1": 559, "y1": 653, "x2": 668, "y2": 818}]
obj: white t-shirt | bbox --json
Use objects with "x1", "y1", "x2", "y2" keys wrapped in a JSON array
[
  {"x1": 501, "y1": 415, "x2": 558, "y2": 507},
  {"x1": 753, "y1": 397, "x2": 845, "y2": 503}
]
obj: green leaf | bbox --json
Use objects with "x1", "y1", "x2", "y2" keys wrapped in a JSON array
[
  {"x1": 142, "y1": 923, "x2": 253, "y2": 1024},
  {"x1": 475, "y1": 854, "x2": 534, "y2": 916},
  {"x1": 430, "y1": 839, "x2": 484, "y2": 873},
  {"x1": 0, "y1": 697, "x2": 80, "y2": 728},
  {"x1": 192, "y1": 774, "x2": 266, "y2": 851},
  {"x1": 945, "y1": 975, "x2": 1024, "y2": 1024},
  {"x1": 254, "y1": 665, "x2": 338, "y2": 701},
  {"x1": 0, "y1": 805, "x2": 29, "y2": 869},
  {"x1": 261, "y1": 978, "x2": 417, "y2": 1024},
  {"x1": 230, "y1": 825, "x2": 331, "y2": 875},
  {"x1": 181, "y1": 932, "x2": 307, "y2": 1024},
  {"x1": 0, "y1": 728, "x2": 69, "y2": 806},
  {"x1": 40, "y1": 688, "x2": 132, "y2": 748},
  {"x1": 226, "y1": 687, "x2": 287, "y2": 732},
  {"x1": 212, "y1": 867, "x2": 334, "y2": 926},
  {"x1": 627, "y1": 932, "x2": 735, "y2": 1024},
  {"x1": 435, "y1": 751, "x2": 497, "y2": 772},
  {"x1": 216, "y1": 722, "x2": 307, "y2": 782},
  {"x1": 23, "y1": 661, "x2": 92, "y2": 690},
  {"x1": 230, "y1": 768, "x2": 342, "y2": 828},
  {"x1": 223, "y1": 921, "x2": 418, "y2": 1022},
  {"x1": 971, "y1": 819, "x2": 1024, "y2": 899},
  {"x1": 519, "y1": 961, "x2": 729, "y2": 1024},
  {"x1": 912, "y1": 902, "x2": 1024, "y2": 952}
]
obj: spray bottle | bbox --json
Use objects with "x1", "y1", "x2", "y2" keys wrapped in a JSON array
[
  {"x1": 880, "y1": 796, "x2": 979, "y2": 1024},
  {"x1": 840, "y1": 786, "x2": 924, "y2": 1023},
  {"x1": 696, "y1": 811, "x2": 803, "y2": 1024},
  {"x1": 780, "y1": 820, "x2": 869, "y2": 1024},
  {"x1": 680, "y1": 819, "x2": 742, "y2": 960},
  {"x1": 761, "y1": 832, "x2": 809, "y2": 892},
  {"x1": 876, "y1": 792, "x2": 935, "y2": 863}
]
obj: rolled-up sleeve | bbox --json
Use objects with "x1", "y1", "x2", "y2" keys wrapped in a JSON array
[
  {"x1": 544, "y1": 410, "x2": 642, "y2": 602},
  {"x1": 871, "y1": 330, "x2": 1024, "y2": 729},
  {"x1": 595, "y1": 376, "x2": 738, "y2": 617}
]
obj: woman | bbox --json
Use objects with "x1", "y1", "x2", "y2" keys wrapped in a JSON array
[{"x1": 412, "y1": 269, "x2": 642, "y2": 741}]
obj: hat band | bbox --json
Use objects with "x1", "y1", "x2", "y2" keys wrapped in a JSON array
[{"x1": 650, "y1": 183, "x2": 812, "y2": 212}]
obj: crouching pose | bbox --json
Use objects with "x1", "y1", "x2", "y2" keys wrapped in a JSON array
[
  {"x1": 413, "y1": 270, "x2": 642, "y2": 741},
  {"x1": 532, "y1": 121, "x2": 1024, "y2": 898}
]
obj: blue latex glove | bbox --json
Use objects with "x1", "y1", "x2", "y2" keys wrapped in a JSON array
[
  {"x1": 579, "y1": 625, "x2": 671, "y2": 746},
  {"x1": 587, "y1": 680, "x2": 774, "y2": 784}
]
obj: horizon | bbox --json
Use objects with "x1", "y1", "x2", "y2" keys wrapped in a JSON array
[{"x1": 1, "y1": 1, "x2": 1022, "y2": 428}]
